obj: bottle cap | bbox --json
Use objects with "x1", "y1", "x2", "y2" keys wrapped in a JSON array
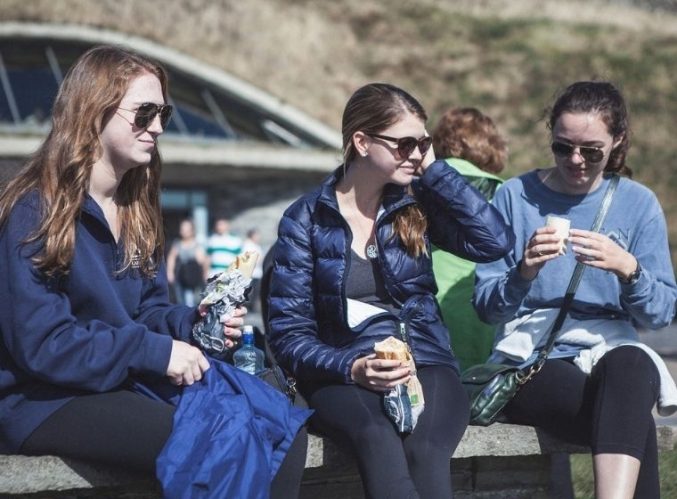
[{"x1": 241, "y1": 325, "x2": 255, "y2": 345}]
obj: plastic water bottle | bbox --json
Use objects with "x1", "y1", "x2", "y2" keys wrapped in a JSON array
[{"x1": 233, "y1": 325, "x2": 264, "y2": 375}]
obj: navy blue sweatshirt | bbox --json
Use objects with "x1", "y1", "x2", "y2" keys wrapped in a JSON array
[{"x1": 0, "y1": 192, "x2": 197, "y2": 452}]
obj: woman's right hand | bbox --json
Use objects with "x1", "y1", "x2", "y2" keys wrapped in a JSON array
[
  {"x1": 166, "y1": 340, "x2": 210, "y2": 386},
  {"x1": 519, "y1": 226, "x2": 563, "y2": 280},
  {"x1": 350, "y1": 354, "x2": 412, "y2": 392}
]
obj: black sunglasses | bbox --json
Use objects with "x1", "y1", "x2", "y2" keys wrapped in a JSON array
[
  {"x1": 118, "y1": 102, "x2": 173, "y2": 129},
  {"x1": 368, "y1": 133, "x2": 433, "y2": 158},
  {"x1": 551, "y1": 141, "x2": 604, "y2": 163}
]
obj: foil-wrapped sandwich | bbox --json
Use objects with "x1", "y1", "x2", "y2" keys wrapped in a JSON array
[{"x1": 191, "y1": 251, "x2": 259, "y2": 356}]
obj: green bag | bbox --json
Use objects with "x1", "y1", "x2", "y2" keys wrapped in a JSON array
[{"x1": 461, "y1": 363, "x2": 530, "y2": 426}]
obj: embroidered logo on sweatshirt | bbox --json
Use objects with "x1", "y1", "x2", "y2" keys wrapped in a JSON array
[
  {"x1": 605, "y1": 228, "x2": 631, "y2": 251},
  {"x1": 131, "y1": 249, "x2": 142, "y2": 269}
]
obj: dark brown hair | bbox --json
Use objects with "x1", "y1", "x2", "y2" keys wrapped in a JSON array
[
  {"x1": 548, "y1": 81, "x2": 632, "y2": 177},
  {"x1": 341, "y1": 83, "x2": 428, "y2": 257},
  {"x1": 432, "y1": 107, "x2": 507, "y2": 174},
  {"x1": 0, "y1": 45, "x2": 168, "y2": 277}
]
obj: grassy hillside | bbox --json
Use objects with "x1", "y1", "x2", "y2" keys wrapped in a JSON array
[
  {"x1": 3, "y1": 0, "x2": 677, "y2": 262},
  {"x1": 305, "y1": 0, "x2": 677, "y2": 262}
]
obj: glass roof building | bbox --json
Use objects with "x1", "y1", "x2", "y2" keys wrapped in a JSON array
[
  {"x1": 0, "y1": 22, "x2": 341, "y2": 246},
  {"x1": 0, "y1": 34, "x2": 338, "y2": 147}
]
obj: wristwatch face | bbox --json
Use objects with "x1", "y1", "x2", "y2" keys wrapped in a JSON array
[{"x1": 623, "y1": 264, "x2": 641, "y2": 284}]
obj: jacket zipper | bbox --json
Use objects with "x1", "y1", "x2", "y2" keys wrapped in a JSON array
[
  {"x1": 398, "y1": 321, "x2": 413, "y2": 355},
  {"x1": 399, "y1": 320, "x2": 417, "y2": 375}
]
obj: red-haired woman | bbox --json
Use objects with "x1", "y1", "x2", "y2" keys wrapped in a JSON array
[{"x1": 0, "y1": 45, "x2": 306, "y2": 498}]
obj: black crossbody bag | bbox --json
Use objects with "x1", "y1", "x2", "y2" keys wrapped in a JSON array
[
  {"x1": 461, "y1": 174, "x2": 619, "y2": 426},
  {"x1": 255, "y1": 326, "x2": 305, "y2": 406}
]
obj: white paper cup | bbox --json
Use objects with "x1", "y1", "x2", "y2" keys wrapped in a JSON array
[{"x1": 545, "y1": 215, "x2": 570, "y2": 254}]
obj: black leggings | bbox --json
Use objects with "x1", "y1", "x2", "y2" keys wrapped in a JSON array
[
  {"x1": 503, "y1": 346, "x2": 661, "y2": 498},
  {"x1": 306, "y1": 365, "x2": 469, "y2": 499},
  {"x1": 20, "y1": 389, "x2": 307, "y2": 499}
]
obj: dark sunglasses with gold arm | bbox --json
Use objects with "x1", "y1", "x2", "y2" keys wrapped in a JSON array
[{"x1": 367, "y1": 133, "x2": 433, "y2": 158}]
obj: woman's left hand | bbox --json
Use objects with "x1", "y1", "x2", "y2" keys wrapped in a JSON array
[
  {"x1": 222, "y1": 306, "x2": 247, "y2": 349},
  {"x1": 569, "y1": 229, "x2": 638, "y2": 279},
  {"x1": 415, "y1": 137, "x2": 436, "y2": 175}
]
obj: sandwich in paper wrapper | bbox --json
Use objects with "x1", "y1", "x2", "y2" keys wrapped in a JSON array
[
  {"x1": 191, "y1": 251, "x2": 259, "y2": 356},
  {"x1": 374, "y1": 336, "x2": 425, "y2": 433}
]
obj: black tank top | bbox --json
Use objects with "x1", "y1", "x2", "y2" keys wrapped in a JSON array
[{"x1": 345, "y1": 250, "x2": 399, "y2": 315}]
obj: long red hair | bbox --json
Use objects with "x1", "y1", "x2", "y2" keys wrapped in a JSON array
[{"x1": 0, "y1": 45, "x2": 168, "y2": 278}]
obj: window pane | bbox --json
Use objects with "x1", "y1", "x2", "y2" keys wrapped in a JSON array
[{"x1": 0, "y1": 41, "x2": 58, "y2": 126}]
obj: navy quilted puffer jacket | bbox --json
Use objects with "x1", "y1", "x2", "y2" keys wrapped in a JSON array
[{"x1": 268, "y1": 160, "x2": 513, "y2": 384}]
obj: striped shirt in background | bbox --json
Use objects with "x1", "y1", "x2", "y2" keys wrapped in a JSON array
[{"x1": 207, "y1": 232, "x2": 242, "y2": 277}]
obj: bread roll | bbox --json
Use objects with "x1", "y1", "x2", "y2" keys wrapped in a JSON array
[
  {"x1": 374, "y1": 336, "x2": 411, "y2": 361},
  {"x1": 227, "y1": 251, "x2": 259, "y2": 280}
]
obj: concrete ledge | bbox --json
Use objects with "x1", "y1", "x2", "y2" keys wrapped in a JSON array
[
  {"x1": 302, "y1": 424, "x2": 676, "y2": 499},
  {"x1": 1, "y1": 424, "x2": 674, "y2": 497},
  {"x1": 304, "y1": 422, "x2": 676, "y2": 468},
  {"x1": 0, "y1": 454, "x2": 158, "y2": 497},
  {"x1": 305, "y1": 423, "x2": 590, "y2": 467}
]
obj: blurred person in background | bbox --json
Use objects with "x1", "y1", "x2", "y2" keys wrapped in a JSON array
[
  {"x1": 206, "y1": 217, "x2": 242, "y2": 277},
  {"x1": 431, "y1": 107, "x2": 508, "y2": 371},
  {"x1": 166, "y1": 218, "x2": 208, "y2": 306}
]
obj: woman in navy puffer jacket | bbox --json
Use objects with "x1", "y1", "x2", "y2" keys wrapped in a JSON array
[{"x1": 268, "y1": 83, "x2": 513, "y2": 499}]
